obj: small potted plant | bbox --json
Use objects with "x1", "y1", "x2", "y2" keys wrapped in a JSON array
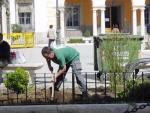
[{"x1": 83, "y1": 30, "x2": 92, "y2": 43}]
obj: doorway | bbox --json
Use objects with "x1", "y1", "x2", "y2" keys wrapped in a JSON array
[{"x1": 105, "y1": 6, "x2": 121, "y2": 32}]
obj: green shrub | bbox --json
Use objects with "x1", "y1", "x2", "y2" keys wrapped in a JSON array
[
  {"x1": 118, "y1": 76, "x2": 150, "y2": 101},
  {"x1": 99, "y1": 34, "x2": 141, "y2": 92},
  {"x1": 83, "y1": 30, "x2": 91, "y2": 37},
  {"x1": 67, "y1": 38, "x2": 83, "y2": 43},
  {"x1": 4, "y1": 68, "x2": 29, "y2": 94},
  {"x1": 11, "y1": 24, "x2": 22, "y2": 33},
  {"x1": 126, "y1": 82, "x2": 150, "y2": 101}
]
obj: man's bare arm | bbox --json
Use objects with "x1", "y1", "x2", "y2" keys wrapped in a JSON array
[
  {"x1": 46, "y1": 59, "x2": 53, "y2": 73},
  {"x1": 55, "y1": 65, "x2": 66, "y2": 79}
]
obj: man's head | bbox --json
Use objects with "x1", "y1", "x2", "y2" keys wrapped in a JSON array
[
  {"x1": 41, "y1": 47, "x2": 55, "y2": 60},
  {"x1": 49, "y1": 25, "x2": 53, "y2": 29},
  {"x1": 0, "y1": 33, "x2": 3, "y2": 42}
]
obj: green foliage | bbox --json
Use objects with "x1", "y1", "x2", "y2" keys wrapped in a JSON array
[
  {"x1": 101, "y1": 34, "x2": 140, "y2": 72},
  {"x1": 83, "y1": 30, "x2": 91, "y2": 37},
  {"x1": 118, "y1": 77, "x2": 150, "y2": 101},
  {"x1": 100, "y1": 34, "x2": 141, "y2": 92},
  {"x1": 67, "y1": 38, "x2": 83, "y2": 43},
  {"x1": 4, "y1": 68, "x2": 29, "y2": 94},
  {"x1": 11, "y1": 24, "x2": 22, "y2": 33}
]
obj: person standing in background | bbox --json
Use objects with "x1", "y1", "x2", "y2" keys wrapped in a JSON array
[{"x1": 47, "y1": 25, "x2": 56, "y2": 47}]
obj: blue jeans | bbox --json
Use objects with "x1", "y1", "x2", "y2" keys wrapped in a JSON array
[{"x1": 54, "y1": 59, "x2": 87, "y2": 93}]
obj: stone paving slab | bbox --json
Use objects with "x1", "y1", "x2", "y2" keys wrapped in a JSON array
[{"x1": 0, "y1": 104, "x2": 150, "y2": 113}]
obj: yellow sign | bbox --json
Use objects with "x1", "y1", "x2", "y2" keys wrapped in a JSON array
[{"x1": 4, "y1": 32, "x2": 34, "y2": 48}]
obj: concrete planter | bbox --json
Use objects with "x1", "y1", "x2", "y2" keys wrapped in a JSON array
[{"x1": 82, "y1": 37, "x2": 92, "y2": 43}]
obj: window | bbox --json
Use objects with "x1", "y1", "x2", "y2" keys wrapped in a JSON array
[
  {"x1": 66, "y1": 5, "x2": 80, "y2": 27},
  {"x1": 19, "y1": 12, "x2": 31, "y2": 25}
]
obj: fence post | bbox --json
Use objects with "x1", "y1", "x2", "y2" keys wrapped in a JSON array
[{"x1": 72, "y1": 72, "x2": 75, "y2": 103}]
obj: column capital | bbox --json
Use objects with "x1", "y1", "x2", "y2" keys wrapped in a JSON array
[
  {"x1": 140, "y1": 7, "x2": 145, "y2": 11},
  {"x1": 92, "y1": 7, "x2": 99, "y2": 11},
  {"x1": 100, "y1": 7, "x2": 106, "y2": 11},
  {"x1": 59, "y1": 7, "x2": 65, "y2": 12},
  {"x1": 132, "y1": 7, "x2": 137, "y2": 11}
]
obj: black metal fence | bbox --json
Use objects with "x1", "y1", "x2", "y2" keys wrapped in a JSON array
[{"x1": 0, "y1": 71, "x2": 150, "y2": 105}]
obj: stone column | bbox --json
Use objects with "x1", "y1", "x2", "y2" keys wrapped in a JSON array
[
  {"x1": 92, "y1": 8, "x2": 97, "y2": 36},
  {"x1": 100, "y1": 8, "x2": 105, "y2": 34},
  {"x1": 140, "y1": 7, "x2": 145, "y2": 36},
  {"x1": 132, "y1": 7, "x2": 137, "y2": 35},
  {"x1": 60, "y1": 8, "x2": 65, "y2": 44}
]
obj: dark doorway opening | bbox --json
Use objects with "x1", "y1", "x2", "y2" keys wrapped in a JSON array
[{"x1": 105, "y1": 6, "x2": 121, "y2": 30}]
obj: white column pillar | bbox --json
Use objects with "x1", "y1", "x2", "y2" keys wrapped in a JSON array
[
  {"x1": 132, "y1": 8, "x2": 137, "y2": 35},
  {"x1": 9, "y1": 0, "x2": 16, "y2": 24},
  {"x1": 15, "y1": 4, "x2": 19, "y2": 24},
  {"x1": 100, "y1": 8, "x2": 105, "y2": 34},
  {"x1": 92, "y1": 8, "x2": 97, "y2": 36},
  {"x1": 60, "y1": 8, "x2": 65, "y2": 44},
  {"x1": 140, "y1": 7, "x2": 145, "y2": 36}
]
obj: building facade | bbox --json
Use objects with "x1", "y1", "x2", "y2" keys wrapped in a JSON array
[
  {"x1": 0, "y1": 0, "x2": 10, "y2": 34},
  {"x1": 8, "y1": 0, "x2": 150, "y2": 44}
]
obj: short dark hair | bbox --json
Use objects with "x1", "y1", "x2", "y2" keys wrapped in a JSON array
[
  {"x1": 49, "y1": 25, "x2": 53, "y2": 28},
  {"x1": 41, "y1": 46, "x2": 52, "y2": 56}
]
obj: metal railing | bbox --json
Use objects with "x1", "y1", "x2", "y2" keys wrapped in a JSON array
[{"x1": 0, "y1": 71, "x2": 150, "y2": 105}]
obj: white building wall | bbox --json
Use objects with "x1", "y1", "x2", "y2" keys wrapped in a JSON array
[
  {"x1": 47, "y1": 0, "x2": 56, "y2": 29},
  {"x1": 131, "y1": 0, "x2": 145, "y2": 6},
  {"x1": 34, "y1": 0, "x2": 48, "y2": 33},
  {"x1": 9, "y1": 0, "x2": 16, "y2": 25}
]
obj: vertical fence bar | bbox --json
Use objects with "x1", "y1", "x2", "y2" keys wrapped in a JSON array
[
  {"x1": 141, "y1": 72, "x2": 144, "y2": 101},
  {"x1": 132, "y1": 72, "x2": 135, "y2": 101},
  {"x1": 63, "y1": 73, "x2": 65, "y2": 103},
  {"x1": 104, "y1": 72, "x2": 107, "y2": 96},
  {"x1": 52, "y1": 74, "x2": 55, "y2": 101},
  {"x1": 16, "y1": 74, "x2": 19, "y2": 104},
  {"x1": 25, "y1": 79, "x2": 28, "y2": 102},
  {"x1": 85, "y1": 72, "x2": 88, "y2": 102},
  {"x1": 35, "y1": 74, "x2": 37, "y2": 102},
  {"x1": 132, "y1": 72, "x2": 135, "y2": 88},
  {"x1": 94, "y1": 72, "x2": 97, "y2": 95},
  {"x1": 86, "y1": 73, "x2": 88, "y2": 95},
  {"x1": 44, "y1": 73, "x2": 47, "y2": 102},
  {"x1": 123, "y1": 72, "x2": 126, "y2": 99},
  {"x1": 6, "y1": 74, "x2": 9, "y2": 104},
  {"x1": 72, "y1": 72, "x2": 75, "y2": 103},
  {"x1": 114, "y1": 72, "x2": 116, "y2": 99}
]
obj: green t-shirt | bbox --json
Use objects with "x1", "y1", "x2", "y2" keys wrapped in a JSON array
[{"x1": 52, "y1": 46, "x2": 79, "y2": 68}]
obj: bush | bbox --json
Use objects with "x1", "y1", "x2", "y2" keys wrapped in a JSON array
[
  {"x1": 4, "y1": 68, "x2": 29, "y2": 94},
  {"x1": 126, "y1": 82, "x2": 150, "y2": 101},
  {"x1": 11, "y1": 24, "x2": 22, "y2": 33},
  {"x1": 83, "y1": 30, "x2": 91, "y2": 37},
  {"x1": 67, "y1": 38, "x2": 83, "y2": 43},
  {"x1": 99, "y1": 34, "x2": 141, "y2": 92},
  {"x1": 118, "y1": 76, "x2": 150, "y2": 101}
]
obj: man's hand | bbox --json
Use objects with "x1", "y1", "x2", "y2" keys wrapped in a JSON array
[{"x1": 50, "y1": 73, "x2": 57, "y2": 83}]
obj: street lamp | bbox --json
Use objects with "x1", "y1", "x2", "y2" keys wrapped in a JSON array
[{"x1": 56, "y1": 0, "x2": 60, "y2": 45}]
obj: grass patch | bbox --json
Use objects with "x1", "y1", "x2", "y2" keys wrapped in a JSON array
[{"x1": 67, "y1": 38, "x2": 83, "y2": 43}]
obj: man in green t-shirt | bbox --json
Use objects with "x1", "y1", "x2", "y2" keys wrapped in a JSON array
[{"x1": 41, "y1": 46, "x2": 87, "y2": 96}]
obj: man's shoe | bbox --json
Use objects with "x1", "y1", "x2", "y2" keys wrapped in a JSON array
[{"x1": 82, "y1": 92, "x2": 89, "y2": 98}]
